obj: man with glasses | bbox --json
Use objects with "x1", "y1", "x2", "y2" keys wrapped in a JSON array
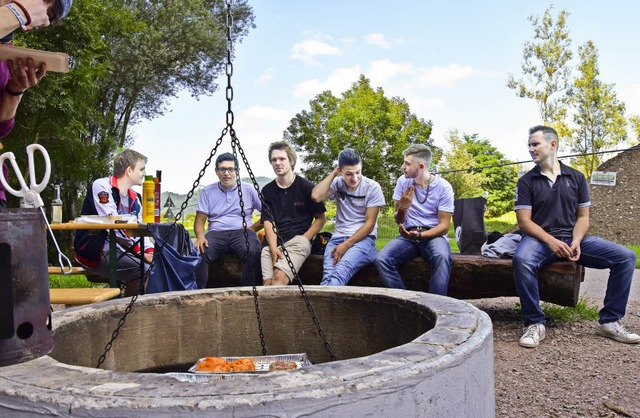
[
  {"x1": 193, "y1": 153, "x2": 262, "y2": 288},
  {"x1": 311, "y1": 148, "x2": 385, "y2": 285},
  {"x1": 374, "y1": 144, "x2": 454, "y2": 294}
]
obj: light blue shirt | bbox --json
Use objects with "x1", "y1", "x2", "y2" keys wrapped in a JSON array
[
  {"x1": 196, "y1": 182, "x2": 262, "y2": 232},
  {"x1": 392, "y1": 175, "x2": 454, "y2": 235},
  {"x1": 330, "y1": 176, "x2": 386, "y2": 238}
]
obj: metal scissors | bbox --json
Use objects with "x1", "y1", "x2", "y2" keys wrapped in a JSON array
[{"x1": 0, "y1": 144, "x2": 72, "y2": 273}]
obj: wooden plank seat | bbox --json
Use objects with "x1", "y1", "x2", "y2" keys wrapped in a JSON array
[
  {"x1": 49, "y1": 288, "x2": 121, "y2": 306},
  {"x1": 207, "y1": 253, "x2": 585, "y2": 307}
]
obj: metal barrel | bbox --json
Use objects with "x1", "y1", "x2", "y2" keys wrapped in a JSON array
[{"x1": 0, "y1": 208, "x2": 53, "y2": 367}]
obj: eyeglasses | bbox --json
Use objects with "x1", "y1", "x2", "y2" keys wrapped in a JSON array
[{"x1": 216, "y1": 167, "x2": 236, "y2": 174}]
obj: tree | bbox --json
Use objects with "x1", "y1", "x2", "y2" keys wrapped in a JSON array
[
  {"x1": 284, "y1": 75, "x2": 436, "y2": 184},
  {"x1": 5, "y1": 0, "x2": 255, "y2": 220},
  {"x1": 439, "y1": 130, "x2": 486, "y2": 200},
  {"x1": 568, "y1": 41, "x2": 627, "y2": 178},
  {"x1": 463, "y1": 134, "x2": 518, "y2": 217},
  {"x1": 627, "y1": 115, "x2": 640, "y2": 146},
  {"x1": 507, "y1": 7, "x2": 572, "y2": 137}
]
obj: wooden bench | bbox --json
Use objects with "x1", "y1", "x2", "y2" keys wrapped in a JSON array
[
  {"x1": 48, "y1": 266, "x2": 121, "y2": 307},
  {"x1": 207, "y1": 253, "x2": 585, "y2": 307}
]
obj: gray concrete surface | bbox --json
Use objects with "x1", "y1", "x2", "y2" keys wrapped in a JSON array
[{"x1": 580, "y1": 268, "x2": 640, "y2": 305}]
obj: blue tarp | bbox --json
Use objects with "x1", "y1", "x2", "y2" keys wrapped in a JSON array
[{"x1": 146, "y1": 223, "x2": 200, "y2": 293}]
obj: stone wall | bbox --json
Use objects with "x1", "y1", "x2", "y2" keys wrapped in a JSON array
[{"x1": 589, "y1": 146, "x2": 640, "y2": 244}]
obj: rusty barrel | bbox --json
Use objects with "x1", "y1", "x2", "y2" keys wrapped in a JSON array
[{"x1": 0, "y1": 208, "x2": 52, "y2": 366}]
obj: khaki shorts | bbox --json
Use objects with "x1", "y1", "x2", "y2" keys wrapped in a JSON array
[{"x1": 261, "y1": 235, "x2": 312, "y2": 283}]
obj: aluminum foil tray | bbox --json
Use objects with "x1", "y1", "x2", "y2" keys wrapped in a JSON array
[{"x1": 187, "y1": 353, "x2": 311, "y2": 374}]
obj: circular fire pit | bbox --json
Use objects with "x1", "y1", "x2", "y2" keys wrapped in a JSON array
[{"x1": 0, "y1": 287, "x2": 494, "y2": 416}]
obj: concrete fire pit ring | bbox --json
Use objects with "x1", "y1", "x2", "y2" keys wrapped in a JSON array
[{"x1": 0, "y1": 286, "x2": 494, "y2": 417}]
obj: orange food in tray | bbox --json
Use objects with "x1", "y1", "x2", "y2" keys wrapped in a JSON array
[{"x1": 195, "y1": 357, "x2": 255, "y2": 372}]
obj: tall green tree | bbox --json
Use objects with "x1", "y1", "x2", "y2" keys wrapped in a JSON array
[
  {"x1": 627, "y1": 115, "x2": 640, "y2": 146},
  {"x1": 6, "y1": 0, "x2": 255, "y2": 218},
  {"x1": 439, "y1": 130, "x2": 486, "y2": 199},
  {"x1": 284, "y1": 75, "x2": 436, "y2": 184},
  {"x1": 568, "y1": 41, "x2": 627, "y2": 178},
  {"x1": 507, "y1": 7, "x2": 572, "y2": 137},
  {"x1": 463, "y1": 134, "x2": 517, "y2": 217}
]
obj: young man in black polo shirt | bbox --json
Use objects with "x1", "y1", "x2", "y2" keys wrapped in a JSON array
[{"x1": 513, "y1": 125, "x2": 638, "y2": 348}]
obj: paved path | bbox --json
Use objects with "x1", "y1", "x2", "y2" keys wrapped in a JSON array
[{"x1": 580, "y1": 268, "x2": 640, "y2": 305}]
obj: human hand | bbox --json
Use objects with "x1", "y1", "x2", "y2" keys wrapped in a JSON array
[
  {"x1": 398, "y1": 186, "x2": 414, "y2": 211},
  {"x1": 271, "y1": 247, "x2": 283, "y2": 265},
  {"x1": 21, "y1": 0, "x2": 51, "y2": 28},
  {"x1": 398, "y1": 224, "x2": 419, "y2": 240},
  {"x1": 547, "y1": 237, "x2": 575, "y2": 260},
  {"x1": 195, "y1": 236, "x2": 208, "y2": 254},
  {"x1": 568, "y1": 241, "x2": 581, "y2": 262},
  {"x1": 330, "y1": 241, "x2": 350, "y2": 265},
  {"x1": 6, "y1": 58, "x2": 46, "y2": 95}
]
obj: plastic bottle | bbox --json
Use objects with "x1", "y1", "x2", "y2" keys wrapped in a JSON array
[
  {"x1": 142, "y1": 175, "x2": 155, "y2": 223},
  {"x1": 154, "y1": 170, "x2": 162, "y2": 223},
  {"x1": 51, "y1": 184, "x2": 62, "y2": 223}
]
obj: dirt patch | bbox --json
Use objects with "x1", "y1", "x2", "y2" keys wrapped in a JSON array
[{"x1": 469, "y1": 296, "x2": 640, "y2": 418}]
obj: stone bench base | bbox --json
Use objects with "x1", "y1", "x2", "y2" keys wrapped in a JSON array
[{"x1": 208, "y1": 253, "x2": 584, "y2": 307}]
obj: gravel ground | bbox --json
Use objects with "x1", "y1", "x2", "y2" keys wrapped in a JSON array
[{"x1": 468, "y1": 268, "x2": 640, "y2": 418}]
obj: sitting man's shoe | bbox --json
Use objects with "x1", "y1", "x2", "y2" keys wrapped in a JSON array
[
  {"x1": 519, "y1": 323, "x2": 546, "y2": 348},
  {"x1": 595, "y1": 320, "x2": 640, "y2": 344}
]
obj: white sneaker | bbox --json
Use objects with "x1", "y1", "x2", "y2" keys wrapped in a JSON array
[
  {"x1": 596, "y1": 321, "x2": 640, "y2": 344},
  {"x1": 519, "y1": 323, "x2": 546, "y2": 348}
]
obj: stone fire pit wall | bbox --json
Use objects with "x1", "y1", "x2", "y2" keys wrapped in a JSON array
[{"x1": 0, "y1": 287, "x2": 495, "y2": 417}]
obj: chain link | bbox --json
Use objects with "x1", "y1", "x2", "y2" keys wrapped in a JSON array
[{"x1": 96, "y1": 0, "x2": 335, "y2": 367}]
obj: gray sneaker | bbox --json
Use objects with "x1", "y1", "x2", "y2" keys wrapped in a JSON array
[
  {"x1": 519, "y1": 323, "x2": 546, "y2": 348},
  {"x1": 596, "y1": 321, "x2": 640, "y2": 344}
]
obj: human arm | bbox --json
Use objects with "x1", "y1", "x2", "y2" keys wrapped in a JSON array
[
  {"x1": 516, "y1": 209, "x2": 576, "y2": 260},
  {"x1": 394, "y1": 186, "x2": 414, "y2": 224},
  {"x1": 568, "y1": 206, "x2": 589, "y2": 261},
  {"x1": 194, "y1": 212, "x2": 208, "y2": 254},
  {"x1": 330, "y1": 206, "x2": 379, "y2": 265},
  {"x1": 311, "y1": 167, "x2": 338, "y2": 202},
  {"x1": 0, "y1": 58, "x2": 46, "y2": 123},
  {"x1": 0, "y1": 0, "x2": 51, "y2": 36},
  {"x1": 399, "y1": 210, "x2": 451, "y2": 240},
  {"x1": 303, "y1": 212, "x2": 326, "y2": 242}
]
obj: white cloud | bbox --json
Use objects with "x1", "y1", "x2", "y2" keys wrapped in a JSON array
[
  {"x1": 289, "y1": 39, "x2": 341, "y2": 65},
  {"x1": 292, "y1": 65, "x2": 362, "y2": 98},
  {"x1": 241, "y1": 106, "x2": 292, "y2": 122},
  {"x1": 368, "y1": 59, "x2": 414, "y2": 85},
  {"x1": 363, "y1": 33, "x2": 392, "y2": 49},
  {"x1": 416, "y1": 64, "x2": 478, "y2": 88},
  {"x1": 256, "y1": 67, "x2": 275, "y2": 85}
]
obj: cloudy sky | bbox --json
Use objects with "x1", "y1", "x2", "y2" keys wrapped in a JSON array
[{"x1": 133, "y1": 0, "x2": 640, "y2": 193}]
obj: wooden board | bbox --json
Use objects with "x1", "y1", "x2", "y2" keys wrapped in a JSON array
[
  {"x1": 49, "y1": 288, "x2": 121, "y2": 306},
  {"x1": 0, "y1": 44, "x2": 69, "y2": 73}
]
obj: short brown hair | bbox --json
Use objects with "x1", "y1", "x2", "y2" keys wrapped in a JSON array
[
  {"x1": 268, "y1": 141, "x2": 297, "y2": 170},
  {"x1": 402, "y1": 144, "x2": 432, "y2": 167},
  {"x1": 113, "y1": 149, "x2": 147, "y2": 177}
]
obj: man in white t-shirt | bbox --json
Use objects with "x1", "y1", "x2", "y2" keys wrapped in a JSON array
[
  {"x1": 312, "y1": 148, "x2": 385, "y2": 285},
  {"x1": 375, "y1": 144, "x2": 454, "y2": 295}
]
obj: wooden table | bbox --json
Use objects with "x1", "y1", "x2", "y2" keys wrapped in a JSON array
[{"x1": 50, "y1": 222, "x2": 149, "y2": 288}]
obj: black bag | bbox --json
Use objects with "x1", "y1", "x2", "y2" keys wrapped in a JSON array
[
  {"x1": 453, "y1": 197, "x2": 487, "y2": 255},
  {"x1": 311, "y1": 232, "x2": 332, "y2": 255}
]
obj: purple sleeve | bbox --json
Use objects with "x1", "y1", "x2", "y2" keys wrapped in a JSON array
[{"x1": 0, "y1": 118, "x2": 15, "y2": 139}]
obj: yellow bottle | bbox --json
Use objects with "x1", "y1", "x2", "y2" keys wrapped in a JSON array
[{"x1": 142, "y1": 175, "x2": 155, "y2": 223}]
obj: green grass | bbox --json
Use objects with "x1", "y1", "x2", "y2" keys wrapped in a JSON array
[
  {"x1": 515, "y1": 298, "x2": 599, "y2": 323},
  {"x1": 49, "y1": 275, "x2": 106, "y2": 289},
  {"x1": 627, "y1": 244, "x2": 640, "y2": 269}
]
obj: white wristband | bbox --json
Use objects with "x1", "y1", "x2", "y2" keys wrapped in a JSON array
[{"x1": 6, "y1": 3, "x2": 27, "y2": 31}]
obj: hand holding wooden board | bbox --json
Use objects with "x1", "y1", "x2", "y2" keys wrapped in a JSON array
[{"x1": 0, "y1": 44, "x2": 69, "y2": 73}]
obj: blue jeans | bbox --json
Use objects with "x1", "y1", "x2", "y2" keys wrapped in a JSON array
[
  {"x1": 321, "y1": 235, "x2": 378, "y2": 286},
  {"x1": 194, "y1": 229, "x2": 262, "y2": 288},
  {"x1": 513, "y1": 235, "x2": 637, "y2": 326},
  {"x1": 374, "y1": 235, "x2": 452, "y2": 295}
]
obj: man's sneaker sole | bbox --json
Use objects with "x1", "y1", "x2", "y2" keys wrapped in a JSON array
[{"x1": 518, "y1": 335, "x2": 545, "y2": 348}]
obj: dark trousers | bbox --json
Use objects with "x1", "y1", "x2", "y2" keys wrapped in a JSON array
[{"x1": 194, "y1": 229, "x2": 262, "y2": 288}]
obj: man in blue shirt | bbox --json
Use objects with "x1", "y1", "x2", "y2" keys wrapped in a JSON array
[
  {"x1": 311, "y1": 148, "x2": 385, "y2": 285},
  {"x1": 514, "y1": 125, "x2": 638, "y2": 348},
  {"x1": 375, "y1": 144, "x2": 455, "y2": 295},
  {"x1": 194, "y1": 153, "x2": 262, "y2": 288}
]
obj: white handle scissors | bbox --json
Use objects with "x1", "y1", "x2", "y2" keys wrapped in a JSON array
[
  {"x1": 0, "y1": 143, "x2": 51, "y2": 208},
  {"x1": 0, "y1": 144, "x2": 72, "y2": 273}
]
